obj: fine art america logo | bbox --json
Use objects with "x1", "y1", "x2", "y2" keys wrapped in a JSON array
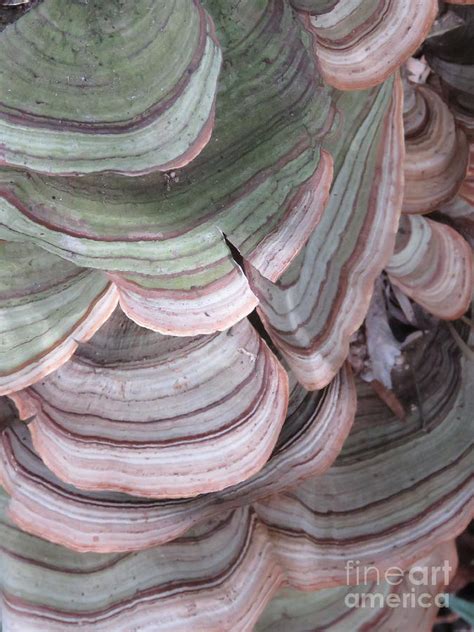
[{"x1": 344, "y1": 560, "x2": 452, "y2": 610}]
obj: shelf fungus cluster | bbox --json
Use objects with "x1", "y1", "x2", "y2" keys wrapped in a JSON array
[{"x1": 0, "y1": 1, "x2": 472, "y2": 630}]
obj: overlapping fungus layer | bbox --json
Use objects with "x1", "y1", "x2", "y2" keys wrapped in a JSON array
[{"x1": 0, "y1": 2, "x2": 472, "y2": 630}]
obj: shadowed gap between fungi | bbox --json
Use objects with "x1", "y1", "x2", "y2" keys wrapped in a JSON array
[{"x1": 222, "y1": 231, "x2": 277, "y2": 351}]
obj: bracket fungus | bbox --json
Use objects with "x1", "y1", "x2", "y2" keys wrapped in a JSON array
[
  {"x1": 439, "y1": 142, "x2": 474, "y2": 246},
  {"x1": 402, "y1": 83, "x2": 469, "y2": 214},
  {"x1": 296, "y1": 0, "x2": 437, "y2": 90},
  {"x1": 245, "y1": 74, "x2": 404, "y2": 390},
  {"x1": 0, "y1": 0, "x2": 223, "y2": 175},
  {"x1": 386, "y1": 214, "x2": 473, "y2": 320},
  {"x1": 0, "y1": 0, "x2": 335, "y2": 335},
  {"x1": 0, "y1": 241, "x2": 119, "y2": 396},
  {"x1": 0, "y1": 324, "x2": 471, "y2": 629},
  {"x1": 10, "y1": 311, "x2": 289, "y2": 498},
  {"x1": 0, "y1": 365, "x2": 355, "y2": 553},
  {"x1": 0, "y1": 1, "x2": 472, "y2": 630},
  {"x1": 254, "y1": 323, "x2": 473, "y2": 590}
]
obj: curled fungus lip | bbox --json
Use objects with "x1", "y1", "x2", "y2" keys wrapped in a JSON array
[
  {"x1": 402, "y1": 84, "x2": 469, "y2": 215},
  {"x1": 386, "y1": 214, "x2": 473, "y2": 321},
  {"x1": 298, "y1": 0, "x2": 437, "y2": 91}
]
